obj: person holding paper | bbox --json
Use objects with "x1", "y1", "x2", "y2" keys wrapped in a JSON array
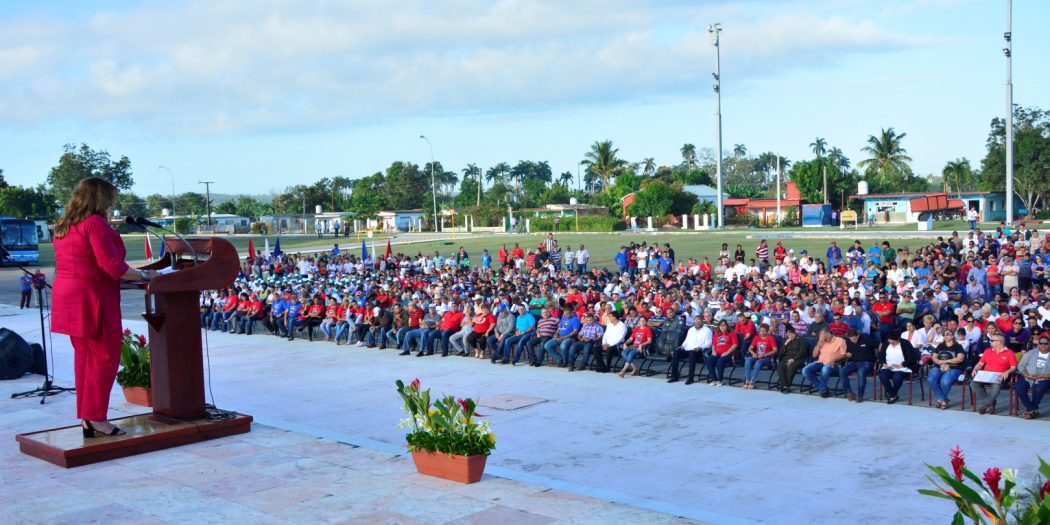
[
  {"x1": 52, "y1": 177, "x2": 156, "y2": 438},
  {"x1": 972, "y1": 334, "x2": 1018, "y2": 415}
]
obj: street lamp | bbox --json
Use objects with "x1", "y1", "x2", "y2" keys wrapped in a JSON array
[
  {"x1": 708, "y1": 23, "x2": 724, "y2": 229},
  {"x1": 158, "y1": 165, "x2": 175, "y2": 232},
  {"x1": 419, "y1": 135, "x2": 439, "y2": 232},
  {"x1": 1004, "y1": 0, "x2": 1014, "y2": 224}
]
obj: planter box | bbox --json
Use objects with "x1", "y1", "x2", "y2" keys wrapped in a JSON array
[
  {"x1": 410, "y1": 450, "x2": 487, "y2": 484},
  {"x1": 121, "y1": 386, "x2": 152, "y2": 407}
]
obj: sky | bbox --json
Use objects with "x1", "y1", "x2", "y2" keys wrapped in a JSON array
[{"x1": 0, "y1": 0, "x2": 1047, "y2": 200}]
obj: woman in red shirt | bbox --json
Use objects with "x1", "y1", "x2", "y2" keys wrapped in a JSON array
[
  {"x1": 467, "y1": 305, "x2": 497, "y2": 358},
  {"x1": 52, "y1": 177, "x2": 155, "y2": 437},
  {"x1": 618, "y1": 324, "x2": 652, "y2": 378},
  {"x1": 707, "y1": 321, "x2": 739, "y2": 386}
]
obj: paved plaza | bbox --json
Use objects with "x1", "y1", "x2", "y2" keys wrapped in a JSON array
[{"x1": 3, "y1": 304, "x2": 1049, "y2": 524}]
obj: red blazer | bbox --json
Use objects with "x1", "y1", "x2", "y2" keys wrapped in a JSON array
[{"x1": 52, "y1": 214, "x2": 129, "y2": 341}]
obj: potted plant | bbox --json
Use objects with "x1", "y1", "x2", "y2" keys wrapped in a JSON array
[
  {"x1": 116, "y1": 329, "x2": 152, "y2": 407},
  {"x1": 395, "y1": 378, "x2": 495, "y2": 483},
  {"x1": 921, "y1": 446, "x2": 1050, "y2": 524}
]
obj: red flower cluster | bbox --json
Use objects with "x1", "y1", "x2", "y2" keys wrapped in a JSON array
[
  {"x1": 950, "y1": 445, "x2": 965, "y2": 481},
  {"x1": 409, "y1": 378, "x2": 420, "y2": 391},
  {"x1": 983, "y1": 467, "x2": 1002, "y2": 502},
  {"x1": 136, "y1": 335, "x2": 147, "y2": 347},
  {"x1": 1040, "y1": 480, "x2": 1050, "y2": 501},
  {"x1": 123, "y1": 328, "x2": 133, "y2": 335}
]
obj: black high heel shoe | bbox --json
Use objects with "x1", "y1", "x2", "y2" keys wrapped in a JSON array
[{"x1": 81, "y1": 420, "x2": 126, "y2": 438}]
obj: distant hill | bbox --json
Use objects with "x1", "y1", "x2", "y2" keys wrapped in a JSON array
[{"x1": 209, "y1": 193, "x2": 273, "y2": 204}]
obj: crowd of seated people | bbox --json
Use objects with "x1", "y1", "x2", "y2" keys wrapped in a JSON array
[{"x1": 198, "y1": 223, "x2": 1050, "y2": 419}]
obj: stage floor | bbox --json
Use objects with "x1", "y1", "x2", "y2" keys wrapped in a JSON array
[{"x1": 4, "y1": 304, "x2": 1049, "y2": 524}]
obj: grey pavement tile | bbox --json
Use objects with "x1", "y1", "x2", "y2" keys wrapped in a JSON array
[{"x1": 446, "y1": 505, "x2": 557, "y2": 525}]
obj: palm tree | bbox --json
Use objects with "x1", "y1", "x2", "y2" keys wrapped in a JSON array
[
  {"x1": 827, "y1": 147, "x2": 850, "y2": 171},
  {"x1": 642, "y1": 157, "x2": 657, "y2": 177},
  {"x1": 581, "y1": 140, "x2": 627, "y2": 193},
  {"x1": 942, "y1": 158, "x2": 973, "y2": 196},
  {"x1": 559, "y1": 171, "x2": 574, "y2": 187},
  {"x1": 680, "y1": 144, "x2": 697, "y2": 171},
  {"x1": 732, "y1": 144, "x2": 748, "y2": 158},
  {"x1": 486, "y1": 162, "x2": 510, "y2": 186},
  {"x1": 810, "y1": 137, "x2": 827, "y2": 159},
  {"x1": 858, "y1": 127, "x2": 912, "y2": 176}
]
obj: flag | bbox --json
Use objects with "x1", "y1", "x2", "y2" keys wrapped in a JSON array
[
  {"x1": 158, "y1": 235, "x2": 166, "y2": 259},
  {"x1": 264, "y1": 238, "x2": 270, "y2": 259},
  {"x1": 385, "y1": 238, "x2": 391, "y2": 259},
  {"x1": 145, "y1": 235, "x2": 154, "y2": 260},
  {"x1": 247, "y1": 239, "x2": 256, "y2": 263},
  {"x1": 273, "y1": 238, "x2": 282, "y2": 258},
  {"x1": 361, "y1": 239, "x2": 369, "y2": 263}
]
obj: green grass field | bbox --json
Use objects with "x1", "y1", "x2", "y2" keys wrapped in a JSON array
[
  {"x1": 28, "y1": 226, "x2": 976, "y2": 269},
  {"x1": 321, "y1": 232, "x2": 938, "y2": 270}
]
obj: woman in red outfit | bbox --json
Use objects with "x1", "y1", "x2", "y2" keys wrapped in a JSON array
[{"x1": 52, "y1": 178, "x2": 154, "y2": 438}]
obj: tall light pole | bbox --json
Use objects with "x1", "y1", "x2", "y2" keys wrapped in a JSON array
[
  {"x1": 1004, "y1": 0, "x2": 1014, "y2": 224},
  {"x1": 199, "y1": 181, "x2": 213, "y2": 233},
  {"x1": 709, "y1": 23, "x2": 724, "y2": 229},
  {"x1": 419, "y1": 135, "x2": 439, "y2": 232},
  {"x1": 158, "y1": 165, "x2": 176, "y2": 232},
  {"x1": 577, "y1": 161, "x2": 583, "y2": 193}
]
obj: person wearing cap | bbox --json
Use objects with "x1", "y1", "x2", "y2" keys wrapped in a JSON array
[
  {"x1": 1014, "y1": 336, "x2": 1050, "y2": 419},
  {"x1": 972, "y1": 334, "x2": 1018, "y2": 414}
]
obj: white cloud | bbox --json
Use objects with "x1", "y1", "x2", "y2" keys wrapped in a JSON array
[{"x1": 0, "y1": 0, "x2": 942, "y2": 134}]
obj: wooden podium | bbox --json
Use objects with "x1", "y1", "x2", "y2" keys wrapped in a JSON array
[{"x1": 17, "y1": 237, "x2": 253, "y2": 468}]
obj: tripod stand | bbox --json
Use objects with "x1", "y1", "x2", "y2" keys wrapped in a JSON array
[{"x1": 4, "y1": 245, "x2": 75, "y2": 404}]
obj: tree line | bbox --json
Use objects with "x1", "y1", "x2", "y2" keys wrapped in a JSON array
[{"x1": 1, "y1": 105, "x2": 1046, "y2": 224}]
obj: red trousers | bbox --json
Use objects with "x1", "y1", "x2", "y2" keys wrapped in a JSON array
[{"x1": 72, "y1": 336, "x2": 121, "y2": 421}]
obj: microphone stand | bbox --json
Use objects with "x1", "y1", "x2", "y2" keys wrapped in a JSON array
[
  {"x1": 135, "y1": 217, "x2": 198, "y2": 267},
  {"x1": 126, "y1": 217, "x2": 172, "y2": 268},
  {"x1": 5, "y1": 241, "x2": 75, "y2": 404}
]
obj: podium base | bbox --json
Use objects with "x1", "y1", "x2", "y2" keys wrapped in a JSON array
[{"x1": 15, "y1": 412, "x2": 253, "y2": 468}]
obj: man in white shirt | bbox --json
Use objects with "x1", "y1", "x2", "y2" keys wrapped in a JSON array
[
  {"x1": 668, "y1": 313, "x2": 713, "y2": 384},
  {"x1": 576, "y1": 245, "x2": 590, "y2": 274},
  {"x1": 563, "y1": 246, "x2": 576, "y2": 274},
  {"x1": 596, "y1": 312, "x2": 627, "y2": 373}
]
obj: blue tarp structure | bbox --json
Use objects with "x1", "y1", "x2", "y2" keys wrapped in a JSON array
[{"x1": 801, "y1": 204, "x2": 833, "y2": 227}]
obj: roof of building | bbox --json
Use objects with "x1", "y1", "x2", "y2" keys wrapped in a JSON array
[
  {"x1": 849, "y1": 191, "x2": 994, "y2": 199},
  {"x1": 683, "y1": 184, "x2": 724, "y2": 197}
]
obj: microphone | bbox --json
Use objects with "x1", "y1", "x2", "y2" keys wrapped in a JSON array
[
  {"x1": 127, "y1": 216, "x2": 169, "y2": 265},
  {"x1": 133, "y1": 217, "x2": 198, "y2": 266}
]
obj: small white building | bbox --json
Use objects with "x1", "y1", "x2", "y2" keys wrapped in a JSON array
[
  {"x1": 377, "y1": 210, "x2": 425, "y2": 232},
  {"x1": 208, "y1": 214, "x2": 251, "y2": 234}
]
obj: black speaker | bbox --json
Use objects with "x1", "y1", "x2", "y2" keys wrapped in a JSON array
[
  {"x1": 29, "y1": 343, "x2": 47, "y2": 376},
  {"x1": 0, "y1": 328, "x2": 33, "y2": 380}
]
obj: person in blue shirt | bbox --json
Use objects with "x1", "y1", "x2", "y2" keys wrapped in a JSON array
[
  {"x1": 541, "y1": 307, "x2": 580, "y2": 366},
  {"x1": 497, "y1": 304, "x2": 536, "y2": 364},
  {"x1": 914, "y1": 260, "x2": 931, "y2": 286},
  {"x1": 269, "y1": 295, "x2": 289, "y2": 336},
  {"x1": 614, "y1": 247, "x2": 629, "y2": 274},
  {"x1": 285, "y1": 296, "x2": 304, "y2": 341},
  {"x1": 331, "y1": 244, "x2": 340, "y2": 256},
  {"x1": 657, "y1": 254, "x2": 673, "y2": 274},
  {"x1": 480, "y1": 249, "x2": 492, "y2": 270},
  {"x1": 19, "y1": 274, "x2": 32, "y2": 308},
  {"x1": 865, "y1": 241, "x2": 882, "y2": 266},
  {"x1": 826, "y1": 241, "x2": 843, "y2": 268}
]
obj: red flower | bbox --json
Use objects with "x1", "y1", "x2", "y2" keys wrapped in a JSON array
[
  {"x1": 123, "y1": 328, "x2": 132, "y2": 335},
  {"x1": 1040, "y1": 480, "x2": 1050, "y2": 501},
  {"x1": 949, "y1": 446, "x2": 965, "y2": 481},
  {"x1": 136, "y1": 335, "x2": 147, "y2": 347},
  {"x1": 457, "y1": 398, "x2": 470, "y2": 413},
  {"x1": 983, "y1": 467, "x2": 1002, "y2": 501},
  {"x1": 409, "y1": 378, "x2": 420, "y2": 391}
]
